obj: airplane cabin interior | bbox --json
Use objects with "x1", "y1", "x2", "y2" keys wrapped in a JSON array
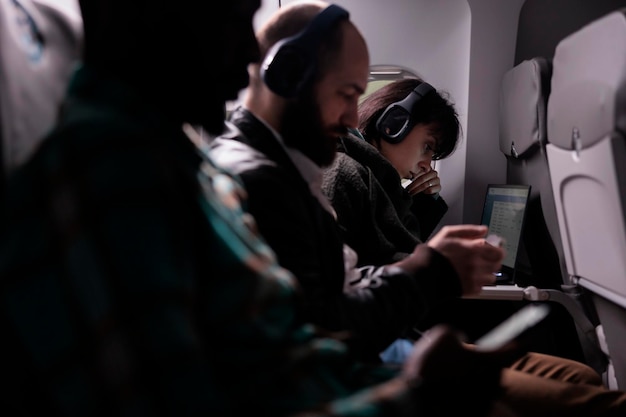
[{"x1": 2, "y1": 0, "x2": 626, "y2": 403}]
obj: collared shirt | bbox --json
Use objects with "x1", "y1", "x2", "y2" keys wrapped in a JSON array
[
  {"x1": 0, "y1": 65, "x2": 420, "y2": 416},
  {"x1": 245, "y1": 109, "x2": 338, "y2": 219}
]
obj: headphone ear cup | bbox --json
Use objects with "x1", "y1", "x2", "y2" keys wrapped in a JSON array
[
  {"x1": 376, "y1": 106, "x2": 409, "y2": 144},
  {"x1": 259, "y1": 4, "x2": 349, "y2": 98},
  {"x1": 261, "y1": 39, "x2": 314, "y2": 98},
  {"x1": 376, "y1": 82, "x2": 436, "y2": 144}
]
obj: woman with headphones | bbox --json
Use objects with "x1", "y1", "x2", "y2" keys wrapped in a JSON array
[{"x1": 322, "y1": 77, "x2": 461, "y2": 267}]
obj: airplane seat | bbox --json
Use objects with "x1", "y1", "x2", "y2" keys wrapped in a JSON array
[
  {"x1": 546, "y1": 7, "x2": 626, "y2": 389},
  {"x1": 0, "y1": 0, "x2": 83, "y2": 194},
  {"x1": 478, "y1": 56, "x2": 609, "y2": 377},
  {"x1": 0, "y1": 0, "x2": 82, "y2": 410},
  {"x1": 499, "y1": 56, "x2": 566, "y2": 290}
]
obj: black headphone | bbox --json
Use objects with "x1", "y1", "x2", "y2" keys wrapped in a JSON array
[
  {"x1": 260, "y1": 4, "x2": 350, "y2": 98},
  {"x1": 375, "y1": 82, "x2": 435, "y2": 144}
]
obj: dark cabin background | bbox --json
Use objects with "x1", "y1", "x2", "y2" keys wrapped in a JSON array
[{"x1": 516, "y1": 0, "x2": 626, "y2": 64}]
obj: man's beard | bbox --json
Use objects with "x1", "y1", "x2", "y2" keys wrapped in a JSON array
[{"x1": 280, "y1": 93, "x2": 344, "y2": 167}]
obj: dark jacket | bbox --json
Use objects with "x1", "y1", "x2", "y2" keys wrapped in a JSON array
[
  {"x1": 209, "y1": 107, "x2": 461, "y2": 360},
  {"x1": 322, "y1": 132, "x2": 448, "y2": 266}
]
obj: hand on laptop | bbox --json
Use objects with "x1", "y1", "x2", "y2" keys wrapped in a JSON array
[{"x1": 426, "y1": 225, "x2": 506, "y2": 295}]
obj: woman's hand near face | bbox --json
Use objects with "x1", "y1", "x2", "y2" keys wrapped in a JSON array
[{"x1": 405, "y1": 169, "x2": 441, "y2": 196}]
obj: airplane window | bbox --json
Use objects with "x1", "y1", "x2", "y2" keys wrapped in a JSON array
[{"x1": 362, "y1": 64, "x2": 422, "y2": 103}]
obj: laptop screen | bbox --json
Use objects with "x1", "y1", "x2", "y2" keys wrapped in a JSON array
[{"x1": 480, "y1": 184, "x2": 531, "y2": 275}]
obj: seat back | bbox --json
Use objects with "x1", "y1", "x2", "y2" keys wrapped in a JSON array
[
  {"x1": 0, "y1": 0, "x2": 82, "y2": 183},
  {"x1": 547, "y1": 8, "x2": 626, "y2": 389},
  {"x1": 499, "y1": 57, "x2": 567, "y2": 289},
  {"x1": 499, "y1": 57, "x2": 607, "y2": 377}
]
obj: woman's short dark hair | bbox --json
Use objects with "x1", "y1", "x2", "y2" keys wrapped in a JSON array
[{"x1": 358, "y1": 78, "x2": 461, "y2": 160}]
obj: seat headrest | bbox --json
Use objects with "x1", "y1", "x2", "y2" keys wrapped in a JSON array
[
  {"x1": 499, "y1": 57, "x2": 552, "y2": 158},
  {"x1": 548, "y1": 9, "x2": 626, "y2": 151},
  {"x1": 0, "y1": 0, "x2": 82, "y2": 174}
]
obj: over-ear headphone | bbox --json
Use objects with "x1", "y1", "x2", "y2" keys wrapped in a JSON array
[
  {"x1": 260, "y1": 4, "x2": 349, "y2": 98},
  {"x1": 376, "y1": 82, "x2": 435, "y2": 144}
]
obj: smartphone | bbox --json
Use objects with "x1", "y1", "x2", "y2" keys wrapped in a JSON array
[
  {"x1": 401, "y1": 177, "x2": 417, "y2": 189},
  {"x1": 485, "y1": 233, "x2": 504, "y2": 247},
  {"x1": 474, "y1": 304, "x2": 551, "y2": 351}
]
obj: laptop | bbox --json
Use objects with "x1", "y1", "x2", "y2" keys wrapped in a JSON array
[{"x1": 479, "y1": 184, "x2": 531, "y2": 284}]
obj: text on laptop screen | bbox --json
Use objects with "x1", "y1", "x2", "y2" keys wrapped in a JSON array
[{"x1": 480, "y1": 185, "x2": 530, "y2": 269}]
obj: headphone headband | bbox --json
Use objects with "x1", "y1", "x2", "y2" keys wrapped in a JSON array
[{"x1": 294, "y1": 4, "x2": 348, "y2": 46}]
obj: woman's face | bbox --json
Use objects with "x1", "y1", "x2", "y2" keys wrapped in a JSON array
[{"x1": 378, "y1": 123, "x2": 437, "y2": 179}]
